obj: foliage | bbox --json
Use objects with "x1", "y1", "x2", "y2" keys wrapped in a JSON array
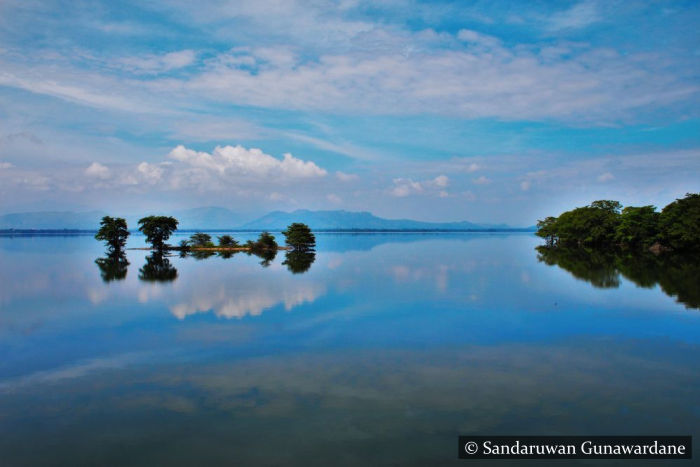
[
  {"x1": 138, "y1": 216, "x2": 179, "y2": 250},
  {"x1": 189, "y1": 232, "x2": 214, "y2": 247},
  {"x1": 535, "y1": 216, "x2": 558, "y2": 246},
  {"x1": 95, "y1": 216, "x2": 130, "y2": 251},
  {"x1": 258, "y1": 231, "x2": 278, "y2": 249},
  {"x1": 217, "y1": 234, "x2": 238, "y2": 247},
  {"x1": 614, "y1": 206, "x2": 659, "y2": 248},
  {"x1": 658, "y1": 193, "x2": 700, "y2": 251},
  {"x1": 138, "y1": 252, "x2": 178, "y2": 282},
  {"x1": 282, "y1": 249, "x2": 316, "y2": 274},
  {"x1": 536, "y1": 194, "x2": 698, "y2": 252},
  {"x1": 249, "y1": 231, "x2": 278, "y2": 251},
  {"x1": 95, "y1": 251, "x2": 129, "y2": 282},
  {"x1": 178, "y1": 240, "x2": 191, "y2": 250},
  {"x1": 282, "y1": 223, "x2": 316, "y2": 251}
]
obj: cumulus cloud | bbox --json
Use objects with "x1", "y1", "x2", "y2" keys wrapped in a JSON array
[
  {"x1": 473, "y1": 175, "x2": 491, "y2": 185},
  {"x1": 390, "y1": 175, "x2": 449, "y2": 197},
  {"x1": 85, "y1": 162, "x2": 110, "y2": 179},
  {"x1": 168, "y1": 144, "x2": 326, "y2": 178},
  {"x1": 75, "y1": 144, "x2": 329, "y2": 194},
  {"x1": 520, "y1": 180, "x2": 531, "y2": 191}
]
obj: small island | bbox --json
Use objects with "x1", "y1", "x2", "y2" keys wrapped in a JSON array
[
  {"x1": 95, "y1": 215, "x2": 316, "y2": 254},
  {"x1": 94, "y1": 216, "x2": 318, "y2": 279}
]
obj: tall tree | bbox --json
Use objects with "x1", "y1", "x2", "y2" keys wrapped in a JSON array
[
  {"x1": 95, "y1": 216, "x2": 130, "y2": 251},
  {"x1": 138, "y1": 216, "x2": 178, "y2": 250},
  {"x1": 282, "y1": 223, "x2": 316, "y2": 251}
]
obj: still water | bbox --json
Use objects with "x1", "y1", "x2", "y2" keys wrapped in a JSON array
[{"x1": 0, "y1": 232, "x2": 698, "y2": 465}]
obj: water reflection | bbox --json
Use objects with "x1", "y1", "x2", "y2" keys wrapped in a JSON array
[
  {"x1": 94, "y1": 252, "x2": 129, "y2": 282},
  {"x1": 250, "y1": 248, "x2": 277, "y2": 267},
  {"x1": 283, "y1": 250, "x2": 316, "y2": 274},
  {"x1": 139, "y1": 252, "x2": 178, "y2": 282},
  {"x1": 536, "y1": 246, "x2": 700, "y2": 309},
  {"x1": 189, "y1": 250, "x2": 216, "y2": 261}
]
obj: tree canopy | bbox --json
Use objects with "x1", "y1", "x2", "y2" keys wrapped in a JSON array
[
  {"x1": 217, "y1": 235, "x2": 238, "y2": 247},
  {"x1": 658, "y1": 193, "x2": 700, "y2": 251},
  {"x1": 282, "y1": 223, "x2": 316, "y2": 251},
  {"x1": 95, "y1": 216, "x2": 130, "y2": 251},
  {"x1": 536, "y1": 193, "x2": 699, "y2": 252},
  {"x1": 138, "y1": 216, "x2": 178, "y2": 250},
  {"x1": 189, "y1": 232, "x2": 214, "y2": 247}
]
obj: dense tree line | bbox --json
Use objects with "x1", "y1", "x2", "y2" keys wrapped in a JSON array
[{"x1": 536, "y1": 193, "x2": 699, "y2": 252}]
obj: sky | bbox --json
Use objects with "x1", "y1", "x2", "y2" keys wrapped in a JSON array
[{"x1": 0, "y1": 0, "x2": 698, "y2": 224}]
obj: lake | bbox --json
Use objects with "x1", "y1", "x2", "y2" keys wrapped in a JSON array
[{"x1": 0, "y1": 232, "x2": 698, "y2": 465}]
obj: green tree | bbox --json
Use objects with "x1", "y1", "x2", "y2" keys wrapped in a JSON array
[
  {"x1": 217, "y1": 235, "x2": 238, "y2": 247},
  {"x1": 282, "y1": 223, "x2": 316, "y2": 251},
  {"x1": 550, "y1": 204, "x2": 620, "y2": 248},
  {"x1": 252, "y1": 231, "x2": 278, "y2": 251},
  {"x1": 658, "y1": 193, "x2": 700, "y2": 251},
  {"x1": 535, "y1": 216, "x2": 558, "y2": 247},
  {"x1": 189, "y1": 232, "x2": 214, "y2": 247},
  {"x1": 138, "y1": 216, "x2": 179, "y2": 250},
  {"x1": 95, "y1": 216, "x2": 130, "y2": 251},
  {"x1": 590, "y1": 200, "x2": 623, "y2": 214},
  {"x1": 615, "y1": 205, "x2": 659, "y2": 248}
]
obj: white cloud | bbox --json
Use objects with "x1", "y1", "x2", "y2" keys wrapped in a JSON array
[
  {"x1": 457, "y1": 29, "x2": 502, "y2": 48},
  {"x1": 520, "y1": 180, "x2": 531, "y2": 191},
  {"x1": 597, "y1": 172, "x2": 614, "y2": 182},
  {"x1": 85, "y1": 162, "x2": 110, "y2": 179},
  {"x1": 473, "y1": 175, "x2": 491, "y2": 185},
  {"x1": 547, "y1": 1, "x2": 601, "y2": 31},
  {"x1": 336, "y1": 171, "x2": 359, "y2": 182},
  {"x1": 0, "y1": 162, "x2": 13, "y2": 169},
  {"x1": 390, "y1": 175, "x2": 449, "y2": 197},
  {"x1": 137, "y1": 162, "x2": 165, "y2": 183},
  {"x1": 168, "y1": 144, "x2": 327, "y2": 179},
  {"x1": 433, "y1": 175, "x2": 449, "y2": 187},
  {"x1": 114, "y1": 50, "x2": 197, "y2": 74}
]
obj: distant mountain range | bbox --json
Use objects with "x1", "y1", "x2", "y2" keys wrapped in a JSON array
[{"x1": 0, "y1": 207, "x2": 534, "y2": 231}]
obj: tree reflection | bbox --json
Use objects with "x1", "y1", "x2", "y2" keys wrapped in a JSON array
[
  {"x1": 139, "y1": 252, "x2": 178, "y2": 282},
  {"x1": 282, "y1": 250, "x2": 316, "y2": 274},
  {"x1": 217, "y1": 250, "x2": 239, "y2": 259},
  {"x1": 95, "y1": 251, "x2": 129, "y2": 282},
  {"x1": 249, "y1": 248, "x2": 277, "y2": 267},
  {"x1": 189, "y1": 250, "x2": 216, "y2": 261},
  {"x1": 536, "y1": 246, "x2": 700, "y2": 309}
]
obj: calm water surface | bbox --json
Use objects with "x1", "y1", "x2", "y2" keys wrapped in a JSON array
[{"x1": 0, "y1": 232, "x2": 698, "y2": 466}]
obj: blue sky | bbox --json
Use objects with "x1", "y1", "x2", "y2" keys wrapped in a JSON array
[{"x1": 0, "y1": 0, "x2": 698, "y2": 224}]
